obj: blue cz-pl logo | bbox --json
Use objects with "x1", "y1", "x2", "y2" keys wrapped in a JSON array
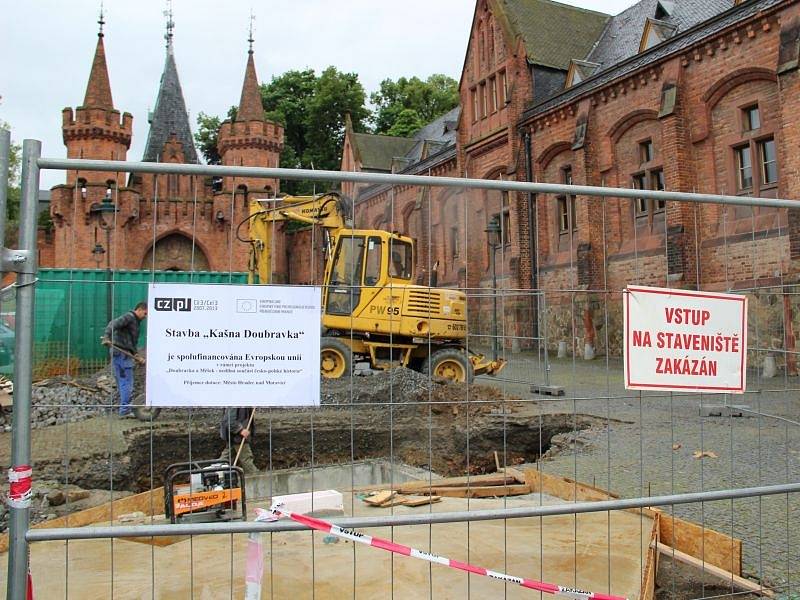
[{"x1": 154, "y1": 297, "x2": 192, "y2": 312}]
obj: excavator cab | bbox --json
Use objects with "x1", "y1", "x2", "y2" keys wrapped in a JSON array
[{"x1": 325, "y1": 232, "x2": 413, "y2": 317}]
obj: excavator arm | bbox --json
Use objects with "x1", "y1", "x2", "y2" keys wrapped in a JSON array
[{"x1": 246, "y1": 193, "x2": 351, "y2": 284}]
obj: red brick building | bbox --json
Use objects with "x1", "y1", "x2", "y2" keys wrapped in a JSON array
[
  {"x1": 342, "y1": 0, "x2": 800, "y2": 358},
  {"x1": 48, "y1": 22, "x2": 282, "y2": 272}
]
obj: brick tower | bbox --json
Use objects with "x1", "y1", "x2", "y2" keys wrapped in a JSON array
[
  {"x1": 50, "y1": 11, "x2": 135, "y2": 269},
  {"x1": 217, "y1": 32, "x2": 284, "y2": 198},
  {"x1": 60, "y1": 11, "x2": 132, "y2": 187}
]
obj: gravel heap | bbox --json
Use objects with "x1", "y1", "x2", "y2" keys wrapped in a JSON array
[
  {"x1": 320, "y1": 367, "x2": 515, "y2": 408},
  {"x1": 0, "y1": 372, "x2": 117, "y2": 431},
  {"x1": 1, "y1": 364, "x2": 512, "y2": 428},
  {"x1": 321, "y1": 367, "x2": 437, "y2": 405}
]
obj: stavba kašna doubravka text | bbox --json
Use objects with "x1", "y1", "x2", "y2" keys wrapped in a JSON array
[
  {"x1": 631, "y1": 307, "x2": 741, "y2": 377},
  {"x1": 164, "y1": 328, "x2": 306, "y2": 339}
]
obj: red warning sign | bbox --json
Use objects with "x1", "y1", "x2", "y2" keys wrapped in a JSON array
[{"x1": 624, "y1": 285, "x2": 747, "y2": 394}]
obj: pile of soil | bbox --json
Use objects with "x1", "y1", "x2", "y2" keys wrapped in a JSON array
[{"x1": 321, "y1": 367, "x2": 519, "y2": 409}]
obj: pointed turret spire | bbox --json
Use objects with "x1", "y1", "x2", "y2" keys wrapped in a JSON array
[
  {"x1": 236, "y1": 18, "x2": 265, "y2": 123},
  {"x1": 82, "y1": 4, "x2": 114, "y2": 109},
  {"x1": 142, "y1": 6, "x2": 198, "y2": 164}
]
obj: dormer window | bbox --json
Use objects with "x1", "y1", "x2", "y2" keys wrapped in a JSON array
[
  {"x1": 639, "y1": 18, "x2": 678, "y2": 52},
  {"x1": 655, "y1": 0, "x2": 674, "y2": 20},
  {"x1": 565, "y1": 59, "x2": 600, "y2": 89}
]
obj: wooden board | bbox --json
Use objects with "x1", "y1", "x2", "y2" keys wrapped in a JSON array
[
  {"x1": 656, "y1": 510, "x2": 742, "y2": 576},
  {"x1": 358, "y1": 473, "x2": 517, "y2": 493},
  {"x1": 524, "y1": 467, "x2": 743, "y2": 577},
  {"x1": 522, "y1": 468, "x2": 618, "y2": 502},
  {"x1": 407, "y1": 484, "x2": 530, "y2": 499},
  {"x1": 401, "y1": 496, "x2": 441, "y2": 507},
  {"x1": 0, "y1": 487, "x2": 165, "y2": 554},
  {"x1": 639, "y1": 513, "x2": 659, "y2": 600},
  {"x1": 363, "y1": 490, "x2": 396, "y2": 506},
  {"x1": 654, "y1": 542, "x2": 774, "y2": 597},
  {"x1": 122, "y1": 534, "x2": 189, "y2": 547}
]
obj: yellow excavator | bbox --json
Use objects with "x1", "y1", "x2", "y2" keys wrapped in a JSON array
[{"x1": 244, "y1": 192, "x2": 505, "y2": 383}]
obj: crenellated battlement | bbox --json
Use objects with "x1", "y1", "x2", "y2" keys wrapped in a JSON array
[
  {"x1": 62, "y1": 106, "x2": 133, "y2": 147},
  {"x1": 217, "y1": 118, "x2": 284, "y2": 152}
]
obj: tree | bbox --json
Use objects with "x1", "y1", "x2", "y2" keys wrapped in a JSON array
[
  {"x1": 261, "y1": 69, "x2": 317, "y2": 168},
  {"x1": 194, "y1": 67, "x2": 371, "y2": 193},
  {"x1": 1, "y1": 121, "x2": 21, "y2": 239},
  {"x1": 304, "y1": 67, "x2": 370, "y2": 174},
  {"x1": 195, "y1": 107, "x2": 237, "y2": 165},
  {"x1": 261, "y1": 67, "x2": 369, "y2": 194},
  {"x1": 386, "y1": 108, "x2": 424, "y2": 137},
  {"x1": 371, "y1": 74, "x2": 459, "y2": 135}
]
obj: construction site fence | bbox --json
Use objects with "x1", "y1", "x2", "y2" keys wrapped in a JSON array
[{"x1": 1, "y1": 138, "x2": 800, "y2": 598}]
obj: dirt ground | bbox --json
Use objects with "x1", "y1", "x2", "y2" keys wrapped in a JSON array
[{"x1": 0, "y1": 494, "x2": 652, "y2": 600}]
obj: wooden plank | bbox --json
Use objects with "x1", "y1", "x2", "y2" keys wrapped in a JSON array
[
  {"x1": 0, "y1": 487, "x2": 165, "y2": 554},
  {"x1": 528, "y1": 467, "x2": 741, "y2": 573},
  {"x1": 363, "y1": 490, "x2": 396, "y2": 506},
  {"x1": 356, "y1": 473, "x2": 517, "y2": 493},
  {"x1": 657, "y1": 511, "x2": 742, "y2": 576},
  {"x1": 501, "y1": 466, "x2": 527, "y2": 485},
  {"x1": 654, "y1": 542, "x2": 774, "y2": 597},
  {"x1": 522, "y1": 468, "x2": 617, "y2": 502},
  {"x1": 401, "y1": 496, "x2": 441, "y2": 507},
  {"x1": 378, "y1": 495, "x2": 408, "y2": 508},
  {"x1": 122, "y1": 534, "x2": 189, "y2": 547},
  {"x1": 639, "y1": 514, "x2": 659, "y2": 600},
  {"x1": 408, "y1": 484, "x2": 530, "y2": 499}
]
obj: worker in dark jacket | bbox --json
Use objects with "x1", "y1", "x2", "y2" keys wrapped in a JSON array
[
  {"x1": 101, "y1": 302, "x2": 147, "y2": 417},
  {"x1": 219, "y1": 407, "x2": 259, "y2": 475}
]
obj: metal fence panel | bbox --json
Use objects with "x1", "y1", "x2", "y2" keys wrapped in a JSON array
[{"x1": 0, "y1": 151, "x2": 799, "y2": 599}]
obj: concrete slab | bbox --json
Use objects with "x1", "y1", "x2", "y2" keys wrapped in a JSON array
[{"x1": 2, "y1": 493, "x2": 653, "y2": 599}]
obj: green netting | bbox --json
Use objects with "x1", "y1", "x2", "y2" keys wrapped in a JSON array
[{"x1": 27, "y1": 269, "x2": 248, "y2": 375}]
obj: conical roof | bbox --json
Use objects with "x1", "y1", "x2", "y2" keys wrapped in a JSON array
[
  {"x1": 82, "y1": 33, "x2": 114, "y2": 109},
  {"x1": 142, "y1": 43, "x2": 198, "y2": 163},
  {"x1": 237, "y1": 51, "x2": 264, "y2": 122}
]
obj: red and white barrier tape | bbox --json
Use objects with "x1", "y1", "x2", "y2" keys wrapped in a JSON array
[
  {"x1": 265, "y1": 505, "x2": 628, "y2": 600},
  {"x1": 8, "y1": 465, "x2": 32, "y2": 509}
]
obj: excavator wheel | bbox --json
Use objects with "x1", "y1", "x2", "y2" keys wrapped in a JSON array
[
  {"x1": 320, "y1": 337, "x2": 353, "y2": 379},
  {"x1": 423, "y1": 348, "x2": 474, "y2": 384}
]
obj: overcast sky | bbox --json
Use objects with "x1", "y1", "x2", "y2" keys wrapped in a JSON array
[{"x1": 1, "y1": 0, "x2": 634, "y2": 188}]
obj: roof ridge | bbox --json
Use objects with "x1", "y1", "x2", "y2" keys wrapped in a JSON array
[{"x1": 353, "y1": 131, "x2": 416, "y2": 141}]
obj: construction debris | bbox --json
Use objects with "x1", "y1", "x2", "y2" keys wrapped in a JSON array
[
  {"x1": 363, "y1": 490, "x2": 396, "y2": 506},
  {"x1": 361, "y1": 490, "x2": 442, "y2": 507},
  {"x1": 693, "y1": 450, "x2": 718, "y2": 459}
]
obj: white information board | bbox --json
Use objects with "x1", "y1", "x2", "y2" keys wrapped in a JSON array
[
  {"x1": 145, "y1": 283, "x2": 321, "y2": 407},
  {"x1": 623, "y1": 285, "x2": 747, "y2": 394}
]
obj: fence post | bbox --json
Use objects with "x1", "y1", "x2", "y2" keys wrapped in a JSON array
[
  {"x1": 6, "y1": 139, "x2": 40, "y2": 600},
  {"x1": 0, "y1": 129, "x2": 9, "y2": 255}
]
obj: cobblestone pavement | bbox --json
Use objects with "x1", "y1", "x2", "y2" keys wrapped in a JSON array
[{"x1": 479, "y1": 352, "x2": 800, "y2": 592}]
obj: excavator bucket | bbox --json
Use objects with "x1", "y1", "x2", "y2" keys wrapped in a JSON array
[{"x1": 469, "y1": 353, "x2": 507, "y2": 377}]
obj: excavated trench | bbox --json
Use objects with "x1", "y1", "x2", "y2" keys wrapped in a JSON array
[{"x1": 56, "y1": 410, "x2": 607, "y2": 493}]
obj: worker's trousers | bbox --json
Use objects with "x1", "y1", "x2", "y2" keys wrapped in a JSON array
[
  {"x1": 219, "y1": 442, "x2": 259, "y2": 475},
  {"x1": 112, "y1": 352, "x2": 134, "y2": 415}
]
